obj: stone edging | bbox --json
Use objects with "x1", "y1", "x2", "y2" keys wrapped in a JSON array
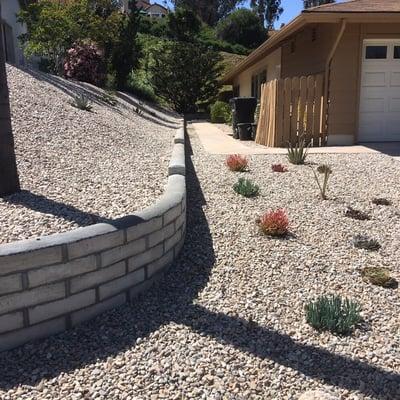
[{"x1": 0, "y1": 125, "x2": 186, "y2": 352}]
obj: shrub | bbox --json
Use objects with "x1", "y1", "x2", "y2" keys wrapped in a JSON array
[
  {"x1": 271, "y1": 164, "x2": 288, "y2": 173},
  {"x1": 210, "y1": 101, "x2": 232, "y2": 124},
  {"x1": 233, "y1": 178, "x2": 260, "y2": 198},
  {"x1": 70, "y1": 94, "x2": 92, "y2": 112},
  {"x1": 64, "y1": 41, "x2": 106, "y2": 86},
  {"x1": 345, "y1": 207, "x2": 370, "y2": 221},
  {"x1": 226, "y1": 154, "x2": 248, "y2": 172},
  {"x1": 361, "y1": 267, "x2": 398, "y2": 289},
  {"x1": 127, "y1": 72, "x2": 158, "y2": 104},
  {"x1": 257, "y1": 209, "x2": 289, "y2": 237},
  {"x1": 287, "y1": 138, "x2": 309, "y2": 165},
  {"x1": 305, "y1": 295, "x2": 362, "y2": 335},
  {"x1": 352, "y1": 235, "x2": 381, "y2": 251},
  {"x1": 101, "y1": 91, "x2": 117, "y2": 106},
  {"x1": 311, "y1": 164, "x2": 332, "y2": 200},
  {"x1": 372, "y1": 198, "x2": 392, "y2": 206}
]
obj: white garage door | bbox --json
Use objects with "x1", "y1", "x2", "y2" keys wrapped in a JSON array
[{"x1": 359, "y1": 40, "x2": 400, "y2": 142}]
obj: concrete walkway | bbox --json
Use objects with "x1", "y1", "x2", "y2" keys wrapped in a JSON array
[{"x1": 190, "y1": 121, "x2": 400, "y2": 157}]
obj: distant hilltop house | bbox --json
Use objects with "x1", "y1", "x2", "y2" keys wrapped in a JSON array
[
  {"x1": 121, "y1": 0, "x2": 169, "y2": 18},
  {"x1": 0, "y1": 0, "x2": 27, "y2": 66}
]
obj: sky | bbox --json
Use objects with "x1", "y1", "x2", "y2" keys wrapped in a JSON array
[{"x1": 164, "y1": 0, "x2": 346, "y2": 28}]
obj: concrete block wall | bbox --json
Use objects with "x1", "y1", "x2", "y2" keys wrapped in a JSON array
[{"x1": 0, "y1": 126, "x2": 186, "y2": 352}]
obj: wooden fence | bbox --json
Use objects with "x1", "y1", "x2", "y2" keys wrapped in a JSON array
[{"x1": 255, "y1": 74, "x2": 326, "y2": 147}]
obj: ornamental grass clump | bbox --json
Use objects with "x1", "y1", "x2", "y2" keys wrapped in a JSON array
[
  {"x1": 345, "y1": 207, "x2": 370, "y2": 221},
  {"x1": 70, "y1": 94, "x2": 92, "y2": 111},
  {"x1": 372, "y1": 198, "x2": 392, "y2": 206},
  {"x1": 226, "y1": 154, "x2": 248, "y2": 172},
  {"x1": 311, "y1": 164, "x2": 332, "y2": 200},
  {"x1": 361, "y1": 267, "x2": 398, "y2": 289},
  {"x1": 305, "y1": 295, "x2": 362, "y2": 335},
  {"x1": 287, "y1": 138, "x2": 309, "y2": 165},
  {"x1": 352, "y1": 235, "x2": 381, "y2": 251},
  {"x1": 257, "y1": 209, "x2": 289, "y2": 237},
  {"x1": 271, "y1": 163, "x2": 288, "y2": 173},
  {"x1": 233, "y1": 178, "x2": 260, "y2": 198}
]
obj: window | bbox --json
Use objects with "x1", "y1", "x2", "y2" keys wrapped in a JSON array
[
  {"x1": 394, "y1": 46, "x2": 400, "y2": 59},
  {"x1": 251, "y1": 70, "x2": 267, "y2": 99},
  {"x1": 365, "y1": 46, "x2": 387, "y2": 59}
]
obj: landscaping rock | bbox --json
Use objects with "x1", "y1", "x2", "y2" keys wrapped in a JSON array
[{"x1": 299, "y1": 390, "x2": 339, "y2": 400}]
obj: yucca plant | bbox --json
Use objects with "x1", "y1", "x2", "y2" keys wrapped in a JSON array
[
  {"x1": 305, "y1": 295, "x2": 362, "y2": 335},
  {"x1": 70, "y1": 94, "x2": 92, "y2": 111},
  {"x1": 233, "y1": 178, "x2": 260, "y2": 198},
  {"x1": 352, "y1": 235, "x2": 381, "y2": 251},
  {"x1": 287, "y1": 138, "x2": 309, "y2": 165},
  {"x1": 311, "y1": 164, "x2": 332, "y2": 200},
  {"x1": 361, "y1": 267, "x2": 398, "y2": 289}
]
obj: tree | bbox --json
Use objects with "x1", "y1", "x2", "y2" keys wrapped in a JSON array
[
  {"x1": 0, "y1": 3, "x2": 20, "y2": 196},
  {"x1": 216, "y1": 9, "x2": 267, "y2": 49},
  {"x1": 149, "y1": 41, "x2": 222, "y2": 113},
  {"x1": 250, "y1": 0, "x2": 283, "y2": 29},
  {"x1": 303, "y1": 0, "x2": 335, "y2": 8},
  {"x1": 166, "y1": 7, "x2": 201, "y2": 42},
  {"x1": 172, "y1": 0, "x2": 241, "y2": 26}
]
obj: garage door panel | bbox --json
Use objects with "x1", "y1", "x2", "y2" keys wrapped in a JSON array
[
  {"x1": 390, "y1": 71, "x2": 400, "y2": 86},
  {"x1": 362, "y1": 71, "x2": 386, "y2": 87},
  {"x1": 360, "y1": 97, "x2": 385, "y2": 113},
  {"x1": 389, "y1": 98, "x2": 400, "y2": 112}
]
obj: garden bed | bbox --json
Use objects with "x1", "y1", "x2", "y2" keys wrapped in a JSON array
[{"x1": 0, "y1": 66, "x2": 179, "y2": 244}]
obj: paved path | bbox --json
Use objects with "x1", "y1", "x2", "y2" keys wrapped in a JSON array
[{"x1": 190, "y1": 121, "x2": 400, "y2": 157}]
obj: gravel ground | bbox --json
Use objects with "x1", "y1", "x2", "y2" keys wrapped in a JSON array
[
  {"x1": 0, "y1": 66, "x2": 180, "y2": 244},
  {"x1": 0, "y1": 130, "x2": 399, "y2": 399}
]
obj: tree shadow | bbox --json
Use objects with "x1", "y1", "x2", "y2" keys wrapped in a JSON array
[
  {"x1": 4, "y1": 190, "x2": 110, "y2": 226},
  {"x1": 0, "y1": 134, "x2": 399, "y2": 399}
]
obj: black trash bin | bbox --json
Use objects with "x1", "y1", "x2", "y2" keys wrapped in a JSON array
[
  {"x1": 230, "y1": 97, "x2": 257, "y2": 139},
  {"x1": 237, "y1": 123, "x2": 253, "y2": 141}
]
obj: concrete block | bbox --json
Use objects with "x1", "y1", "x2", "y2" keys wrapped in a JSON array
[
  {"x1": 0, "y1": 312, "x2": 24, "y2": 334},
  {"x1": 164, "y1": 204, "x2": 182, "y2": 226},
  {"x1": 174, "y1": 212, "x2": 185, "y2": 231},
  {"x1": 29, "y1": 290, "x2": 96, "y2": 324},
  {"x1": 71, "y1": 293, "x2": 126, "y2": 326},
  {"x1": 147, "y1": 250, "x2": 174, "y2": 277},
  {"x1": 168, "y1": 143, "x2": 185, "y2": 176},
  {"x1": 68, "y1": 230, "x2": 125, "y2": 260},
  {"x1": 126, "y1": 217, "x2": 162, "y2": 242},
  {"x1": 0, "y1": 317, "x2": 66, "y2": 353},
  {"x1": 0, "y1": 246, "x2": 63, "y2": 276},
  {"x1": 99, "y1": 268, "x2": 145, "y2": 300},
  {"x1": 129, "y1": 278, "x2": 156, "y2": 301},
  {"x1": 174, "y1": 127, "x2": 185, "y2": 144},
  {"x1": 147, "y1": 223, "x2": 174, "y2": 248},
  {"x1": 28, "y1": 255, "x2": 97, "y2": 288},
  {"x1": 70, "y1": 261, "x2": 126, "y2": 294},
  {"x1": 164, "y1": 229, "x2": 182, "y2": 253},
  {"x1": 0, "y1": 274, "x2": 22, "y2": 295},
  {"x1": 0, "y1": 283, "x2": 65, "y2": 315},
  {"x1": 128, "y1": 244, "x2": 163, "y2": 272},
  {"x1": 101, "y1": 238, "x2": 146, "y2": 267}
]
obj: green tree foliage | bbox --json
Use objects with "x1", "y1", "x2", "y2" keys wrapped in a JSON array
[
  {"x1": 216, "y1": 9, "x2": 267, "y2": 49},
  {"x1": 166, "y1": 7, "x2": 201, "y2": 42},
  {"x1": 172, "y1": 0, "x2": 241, "y2": 26},
  {"x1": 303, "y1": 0, "x2": 335, "y2": 8},
  {"x1": 149, "y1": 41, "x2": 223, "y2": 113},
  {"x1": 250, "y1": 0, "x2": 283, "y2": 29}
]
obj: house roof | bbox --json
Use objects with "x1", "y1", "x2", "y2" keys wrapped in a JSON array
[
  {"x1": 222, "y1": 0, "x2": 400, "y2": 84},
  {"x1": 304, "y1": 0, "x2": 400, "y2": 13}
]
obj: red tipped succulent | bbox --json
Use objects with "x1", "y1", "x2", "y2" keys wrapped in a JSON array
[
  {"x1": 257, "y1": 209, "x2": 289, "y2": 237},
  {"x1": 271, "y1": 163, "x2": 288, "y2": 173},
  {"x1": 225, "y1": 154, "x2": 248, "y2": 172}
]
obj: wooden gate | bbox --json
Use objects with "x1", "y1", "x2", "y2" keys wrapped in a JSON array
[{"x1": 255, "y1": 74, "x2": 325, "y2": 147}]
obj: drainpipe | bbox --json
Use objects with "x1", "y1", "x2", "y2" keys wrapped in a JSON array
[{"x1": 323, "y1": 19, "x2": 346, "y2": 144}]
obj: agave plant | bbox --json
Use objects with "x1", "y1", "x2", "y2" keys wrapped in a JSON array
[
  {"x1": 352, "y1": 235, "x2": 381, "y2": 251},
  {"x1": 305, "y1": 295, "x2": 362, "y2": 335},
  {"x1": 70, "y1": 94, "x2": 92, "y2": 111},
  {"x1": 311, "y1": 164, "x2": 332, "y2": 200},
  {"x1": 287, "y1": 138, "x2": 309, "y2": 165},
  {"x1": 233, "y1": 178, "x2": 260, "y2": 198}
]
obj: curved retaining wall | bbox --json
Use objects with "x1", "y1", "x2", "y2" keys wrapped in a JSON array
[{"x1": 0, "y1": 126, "x2": 186, "y2": 352}]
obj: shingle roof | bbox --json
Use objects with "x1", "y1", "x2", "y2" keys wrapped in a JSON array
[{"x1": 304, "y1": 0, "x2": 400, "y2": 13}]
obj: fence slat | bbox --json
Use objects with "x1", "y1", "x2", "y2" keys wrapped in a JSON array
[
  {"x1": 298, "y1": 76, "x2": 307, "y2": 139},
  {"x1": 290, "y1": 77, "x2": 300, "y2": 144},
  {"x1": 306, "y1": 75, "x2": 315, "y2": 144},
  {"x1": 281, "y1": 78, "x2": 292, "y2": 147},
  {"x1": 275, "y1": 79, "x2": 285, "y2": 147},
  {"x1": 313, "y1": 74, "x2": 324, "y2": 146}
]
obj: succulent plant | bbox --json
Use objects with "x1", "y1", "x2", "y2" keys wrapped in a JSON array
[
  {"x1": 233, "y1": 178, "x2": 260, "y2": 198},
  {"x1": 225, "y1": 154, "x2": 249, "y2": 172},
  {"x1": 287, "y1": 138, "x2": 309, "y2": 165},
  {"x1": 311, "y1": 164, "x2": 332, "y2": 200},
  {"x1": 271, "y1": 163, "x2": 288, "y2": 173},
  {"x1": 305, "y1": 295, "x2": 362, "y2": 335},
  {"x1": 352, "y1": 235, "x2": 381, "y2": 251},
  {"x1": 70, "y1": 94, "x2": 93, "y2": 111},
  {"x1": 257, "y1": 209, "x2": 289, "y2": 237},
  {"x1": 372, "y1": 198, "x2": 392, "y2": 206},
  {"x1": 345, "y1": 207, "x2": 370, "y2": 221},
  {"x1": 361, "y1": 267, "x2": 398, "y2": 289}
]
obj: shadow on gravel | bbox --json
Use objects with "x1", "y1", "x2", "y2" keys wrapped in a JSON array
[
  {"x1": 0, "y1": 135, "x2": 399, "y2": 400},
  {"x1": 4, "y1": 190, "x2": 110, "y2": 226}
]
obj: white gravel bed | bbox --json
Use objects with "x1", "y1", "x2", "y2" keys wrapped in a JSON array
[
  {"x1": 0, "y1": 65, "x2": 179, "y2": 244},
  {"x1": 0, "y1": 130, "x2": 399, "y2": 399}
]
